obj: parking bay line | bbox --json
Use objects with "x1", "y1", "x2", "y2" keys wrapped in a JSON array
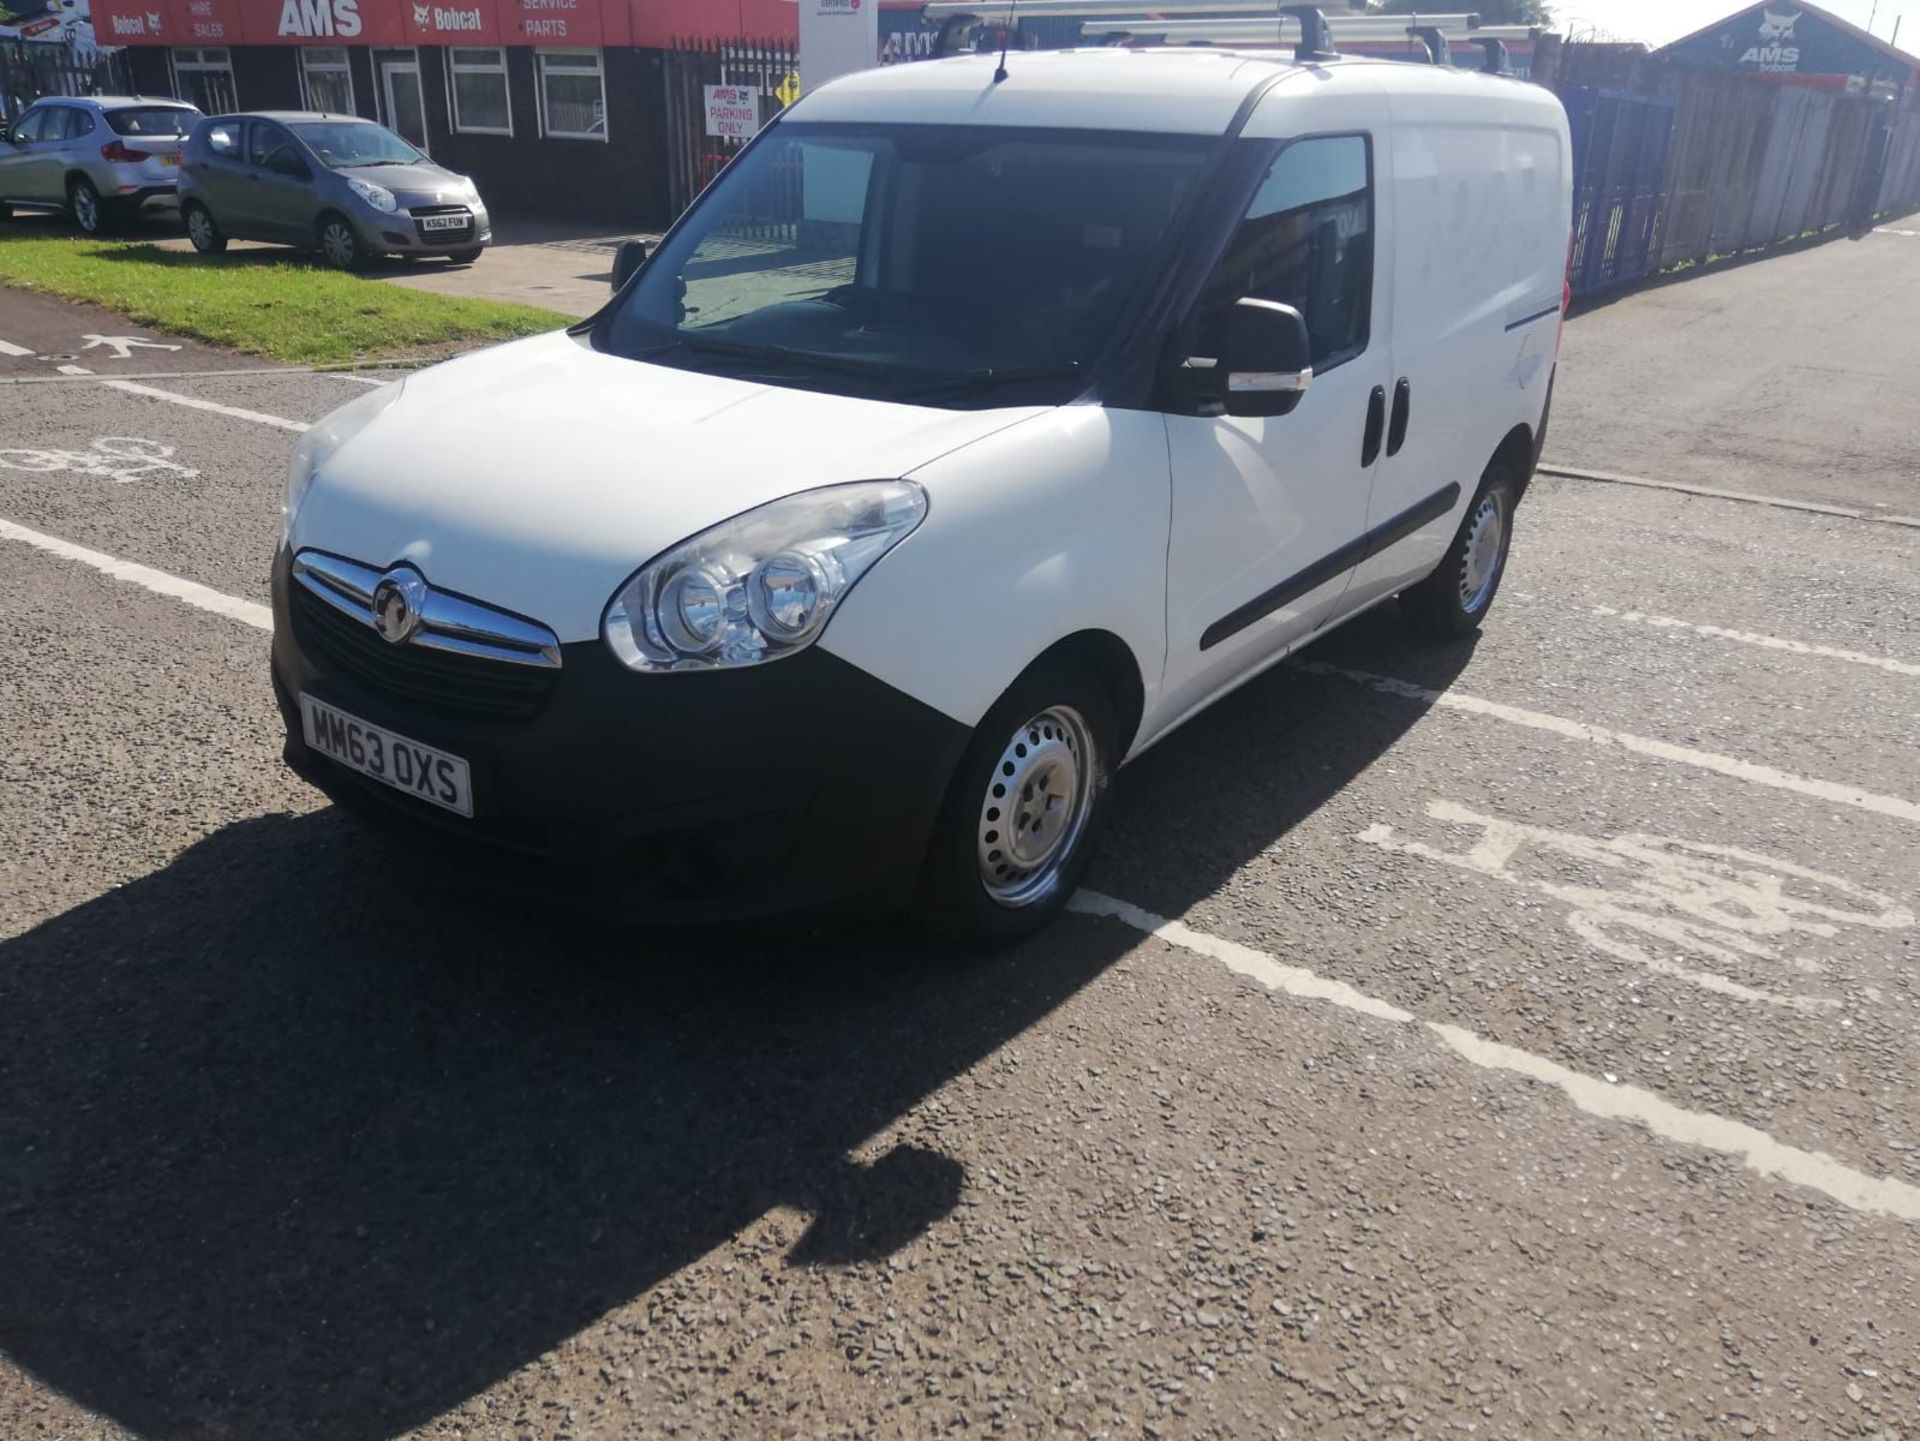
[
  {"x1": 1585, "y1": 604, "x2": 1920, "y2": 679},
  {"x1": 98, "y1": 379, "x2": 310, "y2": 434},
  {"x1": 0, "y1": 518, "x2": 273, "y2": 632},
  {"x1": 1070, "y1": 889, "x2": 1920, "y2": 1222},
  {"x1": 1295, "y1": 660, "x2": 1920, "y2": 826},
  {"x1": 8, "y1": 514, "x2": 1919, "y2": 1219},
  {"x1": 0, "y1": 338, "x2": 33, "y2": 358}
]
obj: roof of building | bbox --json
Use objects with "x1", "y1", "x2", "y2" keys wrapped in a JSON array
[{"x1": 1655, "y1": 0, "x2": 1920, "y2": 73}]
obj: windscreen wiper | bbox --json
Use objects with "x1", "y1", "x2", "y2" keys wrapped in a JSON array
[{"x1": 894, "y1": 361, "x2": 1086, "y2": 401}]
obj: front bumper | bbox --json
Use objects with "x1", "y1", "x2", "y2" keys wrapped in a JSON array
[
  {"x1": 269, "y1": 547, "x2": 968, "y2": 922},
  {"x1": 360, "y1": 204, "x2": 492, "y2": 254}
]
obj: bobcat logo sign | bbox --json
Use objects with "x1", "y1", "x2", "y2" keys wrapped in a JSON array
[
  {"x1": 277, "y1": 0, "x2": 362, "y2": 37},
  {"x1": 1741, "y1": 5, "x2": 1801, "y2": 71},
  {"x1": 412, "y1": 2, "x2": 428, "y2": 22}
]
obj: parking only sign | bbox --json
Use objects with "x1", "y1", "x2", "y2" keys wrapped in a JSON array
[{"x1": 704, "y1": 85, "x2": 762, "y2": 140}]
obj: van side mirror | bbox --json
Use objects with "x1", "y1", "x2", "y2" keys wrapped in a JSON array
[
  {"x1": 611, "y1": 239, "x2": 649, "y2": 290},
  {"x1": 1222, "y1": 297, "x2": 1313, "y2": 418}
]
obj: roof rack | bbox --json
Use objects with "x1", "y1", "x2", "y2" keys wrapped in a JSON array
[{"x1": 923, "y1": 4, "x2": 1510, "y2": 65}]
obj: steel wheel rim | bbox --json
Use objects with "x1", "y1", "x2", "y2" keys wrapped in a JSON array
[
  {"x1": 188, "y1": 208, "x2": 214, "y2": 248},
  {"x1": 976, "y1": 705, "x2": 1095, "y2": 909},
  {"x1": 73, "y1": 186, "x2": 97, "y2": 231},
  {"x1": 322, "y1": 223, "x2": 355, "y2": 267},
  {"x1": 1457, "y1": 491, "x2": 1506, "y2": 614}
]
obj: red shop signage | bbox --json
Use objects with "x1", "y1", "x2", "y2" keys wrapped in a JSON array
[
  {"x1": 91, "y1": 0, "x2": 175, "y2": 44},
  {"x1": 500, "y1": 0, "x2": 599, "y2": 46},
  {"x1": 401, "y1": 0, "x2": 505, "y2": 45},
  {"x1": 172, "y1": 0, "x2": 244, "y2": 42}
]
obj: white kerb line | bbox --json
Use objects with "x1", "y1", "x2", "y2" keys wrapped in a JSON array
[
  {"x1": 101, "y1": 379, "x2": 310, "y2": 433},
  {"x1": 1069, "y1": 889, "x2": 1920, "y2": 1222},
  {"x1": 0, "y1": 518, "x2": 274, "y2": 632}
]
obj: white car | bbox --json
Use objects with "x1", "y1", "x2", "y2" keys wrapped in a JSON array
[{"x1": 272, "y1": 35, "x2": 1572, "y2": 945}]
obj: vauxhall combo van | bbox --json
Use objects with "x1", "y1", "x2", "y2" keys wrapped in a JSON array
[{"x1": 272, "y1": 42, "x2": 1573, "y2": 945}]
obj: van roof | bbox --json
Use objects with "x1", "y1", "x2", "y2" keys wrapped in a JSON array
[{"x1": 796, "y1": 47, "x2": 1554, "y2": 135}]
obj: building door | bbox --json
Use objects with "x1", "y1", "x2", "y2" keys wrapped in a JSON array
[{"x1": 374, "y1": 50, "x2": 428, "y2": 155}]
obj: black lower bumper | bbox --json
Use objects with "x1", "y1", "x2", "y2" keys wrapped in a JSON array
[{"x1": 270, "y1": 548, "x2": 969, "y2": 922}]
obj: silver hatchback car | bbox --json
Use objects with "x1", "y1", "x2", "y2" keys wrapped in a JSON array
[
  {"x1": 179, "y1": 112, "x2": 492, "y2": 270},
  {"x1": 0, "y1": 96, "x2": 203, "y2": 234}
]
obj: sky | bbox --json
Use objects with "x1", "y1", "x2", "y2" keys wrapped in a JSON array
[{"x1": 1557, "y1": 0, "x2": 1916, "y2": 48}]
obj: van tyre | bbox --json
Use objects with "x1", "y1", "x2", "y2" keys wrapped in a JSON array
[
  {"x1": 67, "y1": 177, "x2": 108, "y2": 236},
  {"x1": 1399, "y1": 461, "x2": 1517, "y2": 639},
  {"x1": 916, "y1": 659, "x2": 1117, "y2": 949},
  {"x1": 184, "y1": 201, "x2": 226, "y2": 254},
  {"x1": 318, "y1": 213, "x2": 366, "y2": 271}
]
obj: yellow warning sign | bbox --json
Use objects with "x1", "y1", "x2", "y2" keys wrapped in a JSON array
[{"x1": 775, "y1": 71, "x2": 802, "y2": 108}]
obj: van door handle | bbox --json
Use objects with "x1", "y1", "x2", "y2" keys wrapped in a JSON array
[
  {"x1": 1387, "y1": 378, "x2": 1412, "y2": 458},
  {"x1": 1361, "y1": 385, "x2": 1386, "y2": 467}
]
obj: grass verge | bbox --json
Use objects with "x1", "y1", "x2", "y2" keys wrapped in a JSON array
[{"x1": 0, "y1": 231, "x2": 569, "y2": 364}]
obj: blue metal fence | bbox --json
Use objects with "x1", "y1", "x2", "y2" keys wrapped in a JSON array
[{"x1": 1563, "y1": 85, "x2": 1677, "y2": 298}]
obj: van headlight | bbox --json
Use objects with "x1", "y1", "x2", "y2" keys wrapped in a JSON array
[
  {"x1": 603, "y1": 481, "x2": 927, "y2": 672},
  {"x1": 284, "y1": 379, "x2": 403, "y2": 539}
]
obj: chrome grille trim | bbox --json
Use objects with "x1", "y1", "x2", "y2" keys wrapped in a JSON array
[{"x1": 292, "y1": 550, "x2": 563, "y2": 670}]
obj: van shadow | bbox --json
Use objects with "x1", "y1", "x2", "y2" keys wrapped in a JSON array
[{"x1": 0, "y1": 606, "x2": 1471, "y2": 1439}]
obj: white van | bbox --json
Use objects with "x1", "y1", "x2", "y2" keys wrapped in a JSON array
[{"x1": 273, "y1": 40, "x2": 1572, "y2": 945}]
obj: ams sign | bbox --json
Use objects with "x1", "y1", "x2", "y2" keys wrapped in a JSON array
[{"x1": 276, "y1": 0, "x2": 361, "y2": 35}]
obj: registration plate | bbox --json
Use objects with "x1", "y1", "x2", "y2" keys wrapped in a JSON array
[
  {"x1": 419, "y1": 213, "x2": 469, "y2": 233},
  {"x1": 159, "y1": 152, "x2": 180, "y2": 167},
  {"x1": 301, "y1": 694, "x2": 473, "y2": 817}
]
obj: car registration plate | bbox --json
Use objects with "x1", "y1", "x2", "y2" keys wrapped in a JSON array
[
  {"x1": 159, "y1": 152, "x2": 180, "y2": 167},
  {"x1": 420, "y1": 213, "x2": 468, "y2": 233},
  {"x1": 301, "y1": 694, "x2": 473, "y2": 817}
]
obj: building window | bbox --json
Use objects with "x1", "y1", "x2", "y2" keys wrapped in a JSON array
[
  {"x1": 536, "y1": 49, "x2": 606, "y2": 141},
  {"x1": 172, "y1": 48, "x2": 237, "y2": 114},
  {"x1": 448, "y1": 47, "x2": 511, "y2": 135},
  {"x1": 301, "y1": 47, "x2": 355, "y2": 115}
]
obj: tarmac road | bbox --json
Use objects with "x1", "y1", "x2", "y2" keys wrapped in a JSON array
[{"x1": 2, "y1": 233, "x2": 1919, "y2": 1440}]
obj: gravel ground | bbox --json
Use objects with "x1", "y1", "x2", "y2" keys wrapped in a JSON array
[{"x1": 2, "y1": 235, "x2": 1918, "y2": 1441}]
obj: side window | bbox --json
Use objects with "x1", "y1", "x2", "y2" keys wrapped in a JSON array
[
  {"x1": 11, "y1": 108, "x2": 48, "y2": 143},
  {"x1": 48, "y1": 107, "x2": 81, "y2": 141},
  {"x1": 67, "y1": 108, "x2": 97, "y2": 138},
  {"x1": 248, "y1": 122, "x2": 279, "y2": 166},
  {"x1": 1194, "y1": 135, "x2": 1374, "y2": 373},
  {"x1": 205, "y1": 122, "x2": 243, "y2": 159}
]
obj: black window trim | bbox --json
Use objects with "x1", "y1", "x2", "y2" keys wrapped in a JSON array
[{"x1": 1185, "y1": 127, "x2": 1377, "y2": 384}]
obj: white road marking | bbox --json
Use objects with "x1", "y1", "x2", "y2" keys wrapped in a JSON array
[
  {"x1": 1589, "y1": 604, "x2": 1920, "y2": 678},
  {"x1": 81, "y1": 333, "x2": 181, "y2": 360},
  {"x1": 1536, "y1": 462, "x2": 1920, "y2": 530},
  {"x1": 1297, "y1": 660, "x2": 1920, "y2": 826},
  {"x1": 0, "y1": 517, "x2": 272, "y2": 631},
  {"x1": 0, "y1": 338, "x2": 33, "y2": 358},
  {"x1": 0, "y1": 437, "x2": 199, "y2": 485},
  {"x1": 1070, "y1": 889, "x2": 1920, "y2": 1222},
  {"x1": 100, "y1": 379, "x2": 309, "y2": 433},
  {"x1": 1359, "y1": 799, "x2": 1913, "y2": 1012},
  {"x1": 56, "y1": 364, "x2": 93, "y2": 376},
  {"x1": 10, "y1": 511, "x2": 1917, "y2": 1221},
  {"x1": 1875, "y1": 226, "x2": 1917, "y2": 237},
  {"x1": 326, "y1": 372, "x2": 393, "y2": 387}
]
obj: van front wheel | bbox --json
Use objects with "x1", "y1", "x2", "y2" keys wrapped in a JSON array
[
  {"x1": 915, "y1": 659, "x2": 1117, "y2": 949},
  {"x1": 1399, "y1": 462, "x2": 1517, "y2": 639}
]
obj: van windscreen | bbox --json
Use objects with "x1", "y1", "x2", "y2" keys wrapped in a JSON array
[{"x1": 600, "y1": 122, "x2": 1213, "y2": 406}]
